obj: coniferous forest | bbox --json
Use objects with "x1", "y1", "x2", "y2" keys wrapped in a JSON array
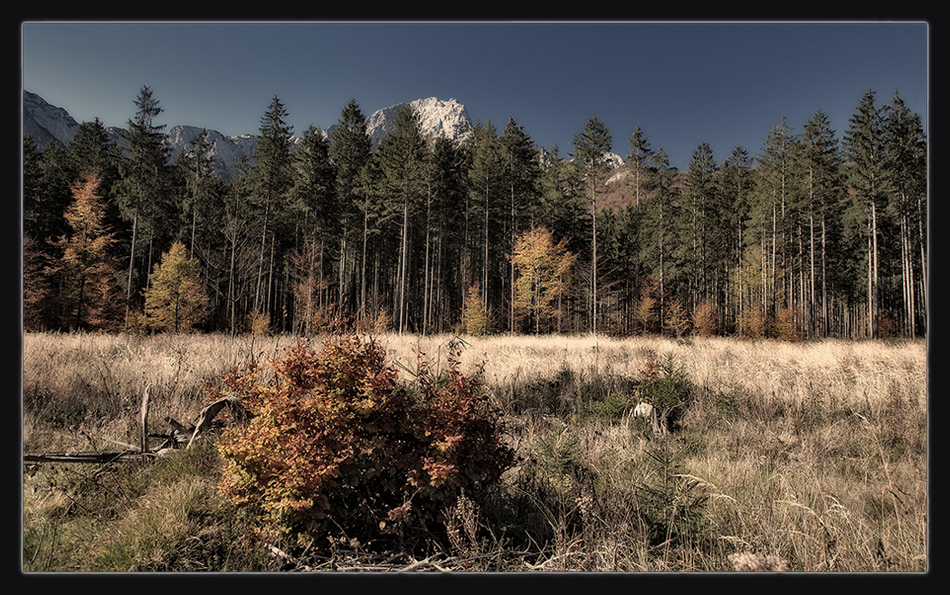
[{"x1": 22, "y1": 86, "x2": 927, "y2": 340}]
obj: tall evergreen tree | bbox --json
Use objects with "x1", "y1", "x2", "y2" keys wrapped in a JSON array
[
  {"x1": 641, "y1": 147, "x2": 679, "y2": 326},
  {"x1": 798, "y1": 110, "x2": 842, "y2": 337},
  {"x1": 114, "y1": 86, "x2": 172, "y2": 327},
  {"x1": 720, "y1": 145, "x2": 752, "y2": 333},
  {"x1": 173, "y1": 129, "x2": 219, "y2": 258},
  {"x1": 466, "y1": 121, "x2": 504, "y2": 308},
  {"x1": 844, "y1": 90, "x2": 887, "y2": 338},
  {"x1": 571, "y1": 115, "x2": 612, "y2": 333},
  {"x1": 426, "y1": 136, "x2": 466, "y2": 331},
  {"x1": 881, "y1": 90, "x2": 927, "y2": 337},
  {"x1": 751, "y1": 117, "x2": 797, "y2": 317},
  {"x1": 26, "y1": 139, "x2": 73, "y2": 251},
  {"x1": 682, "y1": 141, "x2": 721, "y2": 312},
  {"x1": 330, "y1": 99, "x2": 373, "y2": 319},
  {"x1": 625, "y1": 126, "x2": 653, "y2": 306},
  {"x1": 288, "y1": 125, "x2": 336, "y2": 327},
  {"x1": 376, "y1": 104, "x2": 428, "y2": 333},
  {"x1": 250, "y1": 95, "x2": 294, "y2": 321},
  {"x1": 500, "y1": 117, "x2": 541, "y2": 331}
]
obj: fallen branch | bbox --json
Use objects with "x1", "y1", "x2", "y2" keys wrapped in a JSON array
[{"x1": 24, "y1": 394, "x2": 245, "y2": 466}]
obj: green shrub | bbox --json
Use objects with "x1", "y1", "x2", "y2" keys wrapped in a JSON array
[
  {"x1": 212, "y1": 335, "x2": 515, "y2": 551},
  {"x1": 589, "y1": 388, "x2": 641, "y2": 420}
]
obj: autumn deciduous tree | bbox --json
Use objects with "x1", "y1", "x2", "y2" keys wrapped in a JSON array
[
  {"x1": 461, "y1": 284, "x2": 493, "y2": 336},
  {"x1": 143, "y1": 241, "x2": 209, "y2": 332},
  {"x1": 23, "y1": 236, "x2": 52, "y2": 331},
  {"x1": 511, "y1": 227, "x2": 576, "y2": 333},
  {"x1": 48, "y1": 173, "x2": 124, "y2": 331}
]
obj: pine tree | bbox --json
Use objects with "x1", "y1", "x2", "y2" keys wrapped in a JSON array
[
  {"x1": 173, "y1": 129, "x2": 219, "y2": 258},
  {"x1": 466, "y1": 120, "x2": 504, "y2": 308},
  {"x1": 751, "y1": 117, "x2": 797, "y2": 318},
  {"x1": 625, "y1": 126, "x2": 653, "y2": 315},
  {"x1": 720, "y1": 145, "x2": 752, "y2": 333},
  {"x1": 683, "y1": 141, "x2": 721, "y2": 312},
  {"x1": 25, "y1": 138, "x2": 73, "y2": 247},
  {"x1": 67, "y1": 118, "x2": 120, "y2": 192},
  {"x1": 641, "y1": 147, "x2": 679, "y2": 327},
  {"x1": 143, "y1": 241, "x2": 209, "y2": 332},
  {"x1": 425, "y1": 136, "x2": 467, "y2": 331}
]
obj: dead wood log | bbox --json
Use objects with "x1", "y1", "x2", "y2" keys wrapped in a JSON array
[
  {"x1": 24, "y1": 395, "x2": 246, "y2": 466},
  {"x1": 187, "y1": 395, "x2": 242, "y2": 449},
  {"x1": 23, "y1": 451, "x2": 157, "y2": 464},
  {"x1": 140, "y1": 383, "x2": 152, "y2": 454}
]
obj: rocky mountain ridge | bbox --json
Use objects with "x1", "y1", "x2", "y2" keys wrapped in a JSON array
[
  {"x1": 23, "y1": 91, "x2": 478, "y2": 178},
  {"x1": 24, "y1": 90, "x2": 624, "y2": 181}
]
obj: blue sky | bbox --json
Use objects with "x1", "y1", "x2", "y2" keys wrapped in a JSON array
[{"x1": 21, "y1": 21, "x2": 928, "y2": 170}]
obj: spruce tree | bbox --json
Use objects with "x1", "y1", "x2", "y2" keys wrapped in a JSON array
[
  {"x1": 376, "y1": 104, "x2": 428, "y2": 333},
  {"x1": 571, "y1": 115, "x2": 612, "y2": 333},
  {"x1": 641, "y1": 147, "x2": 679, "y2": 326},
  {"x1": 844, "y1": 90, "x2": 886, "y2": 338},
  {"x1": 799, "y1": 110, "x2": 842, "y2": 337},
  {"x1": 251, "y1": 95, "x2": 294, "y2": 320},
  {"x1": 683, "y1": 141, "x2": 721, "y2": 312},
  {"x1": 115, "y1": 86, "x2": 172, "y2": 327},
  {"x1": 720, "y1": 145, "x2": 752, "y2": 333},
  {"x1": 466, "y1": 121, "x2": 504, "y2": 308},
  {"x1": 173, "y1": 129, "x2": 219, "y2": 258},
  {"x1": 289, "y1": 125, "x2": 337, "y2": 326},
  {"x1": 330, "y1": 99, "x2": 373, "y2": 319},
  {"x1": 881, "y1": 90, "x2": 927, "y2": 337},
  {"x1": 500, "y1": 117, "x2": 541, "y2": 331}
]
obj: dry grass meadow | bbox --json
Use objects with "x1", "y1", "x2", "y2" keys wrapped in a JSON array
[{"x1": 21, "y1": 331, "x2": 928, "y2": 573}]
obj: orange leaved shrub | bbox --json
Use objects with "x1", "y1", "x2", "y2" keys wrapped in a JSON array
[{"x1": 211, "y1": 335, "x2": 514, "y2": 549}]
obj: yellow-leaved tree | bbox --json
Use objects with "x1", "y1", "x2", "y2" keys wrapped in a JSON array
[
  {"x1": 511, "y1": 227, "x2": 576, "y2": 333},
  {"x1": 143, "y1": 241, "x2": 209, "y2": 332}
]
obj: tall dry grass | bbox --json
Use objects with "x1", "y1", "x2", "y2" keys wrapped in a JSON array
[{"x1": 22, "y1": 331, "x2": 927, "y2": 572}]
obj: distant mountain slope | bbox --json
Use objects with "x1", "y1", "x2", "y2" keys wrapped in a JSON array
[{"x1": 24, "y1": 91, "x2": 478, "y2": 178}]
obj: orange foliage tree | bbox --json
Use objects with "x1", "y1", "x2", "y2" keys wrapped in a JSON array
[{"x1": 47, "y1": 173, "x2": 124, "y2": 330}]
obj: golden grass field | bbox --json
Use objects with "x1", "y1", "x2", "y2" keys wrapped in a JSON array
[{"x1": 22, "y1": 331, "x2": 928, "y2": 572}]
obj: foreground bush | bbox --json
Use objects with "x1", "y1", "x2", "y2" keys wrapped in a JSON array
[{"x1": 211, "y1": 335, "x2": 515, "y2": 552}]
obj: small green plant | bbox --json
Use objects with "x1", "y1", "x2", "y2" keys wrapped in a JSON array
[
  {"x1": 636, "y1": 440, "x2": 710, "y2": 548},
  {"x1": 212, "y1": 335, "x2": 515, "y2": 552},
  {"x1": 636, "y1": 350, "x2": 693, "y2": 433}
]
